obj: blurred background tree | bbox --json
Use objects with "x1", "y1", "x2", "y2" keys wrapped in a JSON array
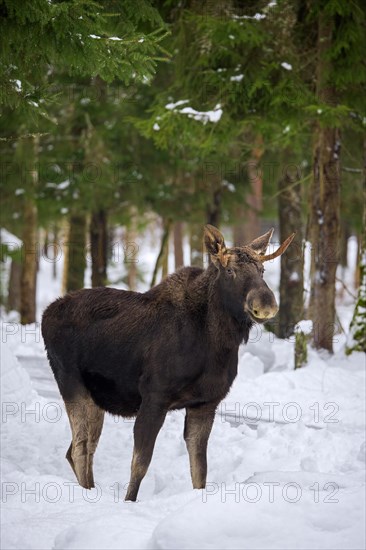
[
  {"x1": 0, "y1": 0, "x2": 168, "y2": 320},
  {"x1": 1, "y1": 0, "x2": 364, "y2": 356}
]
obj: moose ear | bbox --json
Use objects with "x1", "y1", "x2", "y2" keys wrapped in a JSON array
[
  {"x1": 204, "y1": 224, "x2": 228, "y2": 267},
  {"x1": 248, "y1": 228, "x2": 274, "y2": 255}
]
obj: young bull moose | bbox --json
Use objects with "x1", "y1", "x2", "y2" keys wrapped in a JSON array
[{"x1": 42, "y1": 225, "x2": 294, "y2": 501}]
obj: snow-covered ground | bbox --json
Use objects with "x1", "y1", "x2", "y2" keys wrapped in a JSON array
[{"x1": 1, "y1": 232, "x2": 365, "y2": 549}]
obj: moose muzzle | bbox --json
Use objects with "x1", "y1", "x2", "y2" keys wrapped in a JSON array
[{"x1": 246, "y1": 289, "x2": 279, "y2": 321}]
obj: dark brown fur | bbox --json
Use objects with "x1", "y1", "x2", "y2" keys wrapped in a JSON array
[{"x1": 42, "y1": 225, "x2": 286, "y2": 501}]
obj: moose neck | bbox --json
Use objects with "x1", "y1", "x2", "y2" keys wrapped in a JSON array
[{"x1": 198, "y1": 263, "x2": 253, "y2": 347}]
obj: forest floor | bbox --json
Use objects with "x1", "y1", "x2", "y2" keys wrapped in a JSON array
[{"x1": 1, "y1": 235, "x2": 365, "y2": 549}]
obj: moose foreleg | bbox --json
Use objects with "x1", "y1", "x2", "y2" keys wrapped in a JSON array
[
  {"x1": 125, "y1": 400, "x2": 167, "y2": 502},
  {"x1": 184, "y1": 403, "x2": 217, "y2": 489}
]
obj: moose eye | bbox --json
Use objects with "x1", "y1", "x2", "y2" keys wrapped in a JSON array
[{"x1": 226, "y1": 268, "x2": 234, "y2": 276}]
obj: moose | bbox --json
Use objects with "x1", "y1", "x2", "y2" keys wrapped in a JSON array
[{"x1": 42, "y1": 224, "x2": 294, "y2": 501}]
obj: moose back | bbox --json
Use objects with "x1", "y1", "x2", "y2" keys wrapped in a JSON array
[{"x1": 42, "y1": 224, "x2": 294, "y2": 501}]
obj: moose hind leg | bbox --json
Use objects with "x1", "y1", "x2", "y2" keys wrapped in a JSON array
[
  {"x1": 66, "y1": 442, "x2": 77, "y2": 476},
  {"x1": 184, "y1": 404, "x2": 217, "y2": 489},
  {"x1": 64, "y1": 392, "x2": 94, "y2": 489},
  {"x1": 86, "y1": 403, "x2": 104, "y2": 489}
]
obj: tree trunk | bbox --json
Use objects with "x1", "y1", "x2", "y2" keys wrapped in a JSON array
[
  {"x1": 206, "y1": 189, "x2": 222, "y2": 227},
  {"x1": 338, "y1": 220, "x2": 350, "y2": 300},
  {"x1": 20, "y1": 199, "x2": 38, "y2": 324},
  {"x1": 66, "y1": 213, "x2": 87, "y2": 291},
  {"x1": 346, "y1": 139, "x2": 366, "y2": 354},
  {"x1": 7, "y1": 259, "x2": 21, "y2": 312},
  {"x1": 190, "y1": 222, "x2": 204, "y2": 268},
  {"x1": 125, "y1": 212, "x2": 138, "y2": 291},
  {"x1": 275, "y1": 169, "x2": 304, "y2": 338},
  {"x1": 308, "y1": 13, "x2": 340, "y2": 352},
  {"x1": 43, "y1": 230, "x2": 49, "y2": 260},
  {"x1": 228, "y1": 147, "x2": 247, "y2": 247},
  {"x1": 162, "y1": 233, "x2": 169, "y2": 279},
  {"x1": 43, "y1": 225, "x2": 59, "y2": 279},
  {"x1": 151, "y1": 219, "x2": 172, "y2": 287},
  {"x1": 295, "y1": 331, "x2": 308, "y2": 369},
  {"x1": 19, "y1": 136, "x2": 39, "y2": 324},
  {"x1": 52, "y1": 224, "x2": 58, "y2": 280},
  {"x1": 61, "y1": 221, "x2": 70, "y2": 295},
  {"x1": 354, "y1": 233, "x2": 361, "y2": 289},
  {"x1": 233, "y1": 206, "x2": 247, "y2": 246},
  {"x1": 127, "y1": 253, "x2": 138, "y2": 290},
  {"x1": 242, "y1": 135, "x2": 264, "y2": 242},
  {"x1": 339, "y1": 220, "x2": 350, "y2": 269},
  {"x1": 308, "y1": 125, "x2": 341, "y2": 352},
  {"x1": 90, "y1": 209, "x2": 108, "y2": 287},
  {"x1": 174, "y1": 222, "x2": 184, "y2": 270}
]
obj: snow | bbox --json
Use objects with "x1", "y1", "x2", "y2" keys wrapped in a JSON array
[
  {"x1": 289, "y1": 271, "x2": 300, "y2": 282},
  {"x1": 0, "y1": 228, "x2": 22, "y2": 247},
  {"x1": 223, "y1": 180, "x2": 236, "y2": 192},
  {"x1": 230, "y1": 74, "x2": 244, "y2": 82},
  {"x1": 165, "y1": 100, "x2": 189, "y2": 110},
  {"x1": 1, "y1": 238, "x2": 365, "y2": 550},
  {"x1": 13, "y1": 79, "x2": 22, "y2": 92},
  {"x1": 165, "y1": 101, "x2": 223, "y2": 124},
  {"x1": 295, "y1": 320, "x2": 313, "y2": 335},
  {"x1": 232, "y1": 13, "x2": 266, "y2": 21},
  {"x1": 152, "y1": 469, "x2": 364, "y2": 550},
  {"x1": 153, "y1": 122, "x2": 160, "y2": 131},
  {"x1": 317, "y1": 208, "x2": 324, "y2": 224},
  {"x1": 179, "y1": 104, "x2": 223, "y2": 123},
  {"x1": 281, "y1": 62, "x2": 292, "y2": 71},
  {"x1": 1, "y1": 340, "x2": 36, "y2": 405},
  {"x1": 56, "y1": 180, "x2": 70, "y2": 190}
]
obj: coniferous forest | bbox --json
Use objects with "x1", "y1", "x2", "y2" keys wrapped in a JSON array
[
  {"x1": 1, "y1": 2, "x2": 366, "y2": 548},
  {"x1": 1, "y1": 0, "x2": 365, "y2": 353}
]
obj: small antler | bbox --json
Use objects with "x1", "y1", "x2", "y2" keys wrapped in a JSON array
[{"x1": 260, "y1": 233, "x2": 296, "y2": 262}]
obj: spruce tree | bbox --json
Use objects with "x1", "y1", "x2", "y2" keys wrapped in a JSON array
[
  {"x1": 306, "y1": 0, "x2": 366, "y2": 352},
  {"x1": 0, "y1": 0, "x2": 168, "y2": 319}
]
